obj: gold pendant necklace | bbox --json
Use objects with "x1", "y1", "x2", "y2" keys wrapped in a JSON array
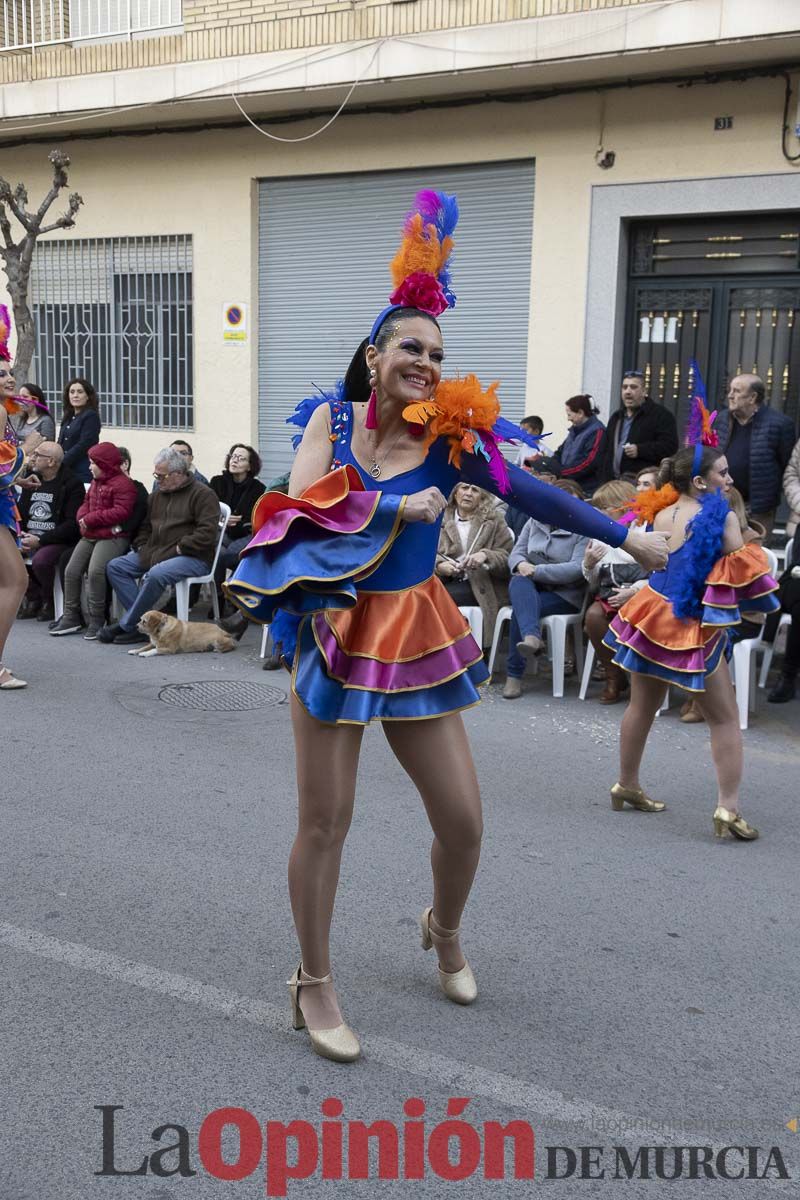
[{"x1": 368, "y1": 427, "x2": 406, "y2": 479}]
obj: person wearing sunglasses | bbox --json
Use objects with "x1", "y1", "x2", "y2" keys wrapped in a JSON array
[{"x1": 601, "y1": 370, "x2": 678, "y2": 484}]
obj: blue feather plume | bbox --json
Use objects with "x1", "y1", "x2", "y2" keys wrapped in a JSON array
[
  {"x1": 286, "y1": 380, "x2": 346, "y2": 450},
  {"x1": 670, "y1": 490, "x2": 730, "y2": 620},
  {"x1": 492, "y1": 416, "x2": 549, "y2": 451}
]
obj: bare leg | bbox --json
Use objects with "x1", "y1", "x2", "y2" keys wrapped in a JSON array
[
  {"x1": 691, "y1": 660, "x2": 742, "y2": 812},
  {"x1": 288, "y1": 694, "x2": 363, "y2": 1029},
  {"x1": 618, "y1": 674, "x2": 669, "y2": 790},
  {"x1": 383, "y1": 714, "x2": 482, "y2": 973},
  {"x1": 0, "y1": 525, "x2": 28, "y2": 677}
]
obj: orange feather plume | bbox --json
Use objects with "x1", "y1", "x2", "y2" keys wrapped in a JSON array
[
  {"x1": 403, "y1": 374, "x2": 501, "y2": 466},
  {"x1": 625, "y1": 484, "x2": 679, "y2": 526},
  {"x1": 389, "y1": 215, "x2": 453, "y2": 288}
]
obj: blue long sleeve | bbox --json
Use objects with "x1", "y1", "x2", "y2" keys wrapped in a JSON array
[{"x1": 459, "y1": 455, "x2": 628, "y2": 548}]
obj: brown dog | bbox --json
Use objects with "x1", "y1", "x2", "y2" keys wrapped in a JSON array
[{"x1": 130, "y1": 611, "x2": 237, "y2": 657}]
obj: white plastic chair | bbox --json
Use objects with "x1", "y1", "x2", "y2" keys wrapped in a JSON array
[
  {"x1": 173, "y1": 503, "x2": 231, "y2": 622},
  {"x1": 578, "y1": 642, "x2": 595, "y2": 700},
  {"x1": 259, "y1": 624, "x2": 272, "y2": 658},
  {"x1": 758, "y1": 541, "x2": 791, "y2": 688},
  {"x1": 458, "y1": 605, "x2": 484, "y2": 650},
  {"x1": 488, "y1": 601, "x2": 584, "y2": 698}
]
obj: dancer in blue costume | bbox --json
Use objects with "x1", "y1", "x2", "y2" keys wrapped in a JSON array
[
  {"x1": 225, "y1": 191, "x2": 669, "y2": 1061},
  {"x1": 0, "y1": 309, "x2": 29, "y2": 690}
]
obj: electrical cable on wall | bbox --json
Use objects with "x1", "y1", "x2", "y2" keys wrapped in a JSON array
[
  {"x1": 231, "y1": 40, "x2": 385, "y2": 143},
  {"x1": 780, "y1": 71, "x2": 800, "y2": 165}
]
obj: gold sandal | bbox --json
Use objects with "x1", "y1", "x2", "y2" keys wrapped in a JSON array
[
  {"x1": 420, "y1": 907, "x2": 477, "y2": 1005},
  {"x1": 0, "y1": 666, "x2": 27, "y2": 690},
  {"x1": 610, "y1": 783, "x2": 665, "y2": 813},
  {"x1": 286, "y1": 964, "x2": 360, "y2": 1062},
  {"x1": 712, "y1": 806, "x2": 759, "y2": 840}
]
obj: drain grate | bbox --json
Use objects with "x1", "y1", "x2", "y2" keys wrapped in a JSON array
[{"x1": 158, "y1": 680, "x2": 286, "y2": 712}]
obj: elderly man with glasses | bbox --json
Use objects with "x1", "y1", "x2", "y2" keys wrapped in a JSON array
[
  {"x1": 17, "y1": 441, "x2": 85, "y2": 622},
  {"x1": 600, "y1": 370, "x2": 678, "y2": 484},
  {"x1": 99, "y1": 446, "x2": 221, "y2": 645}
]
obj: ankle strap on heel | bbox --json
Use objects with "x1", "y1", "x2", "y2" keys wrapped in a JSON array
[{"x1": 287, "y1": 964, "x2": 333, "y2": 988}]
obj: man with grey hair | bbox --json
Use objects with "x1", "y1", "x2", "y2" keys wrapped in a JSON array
[
  {"x1": 713, "y1": 373, "x2": 795, "y2": 538},
  {"x1": 99, "y1": 447, "x2": 221, "y2": 644}
]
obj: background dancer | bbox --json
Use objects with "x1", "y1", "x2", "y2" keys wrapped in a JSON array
[
  {"x1": 605, "y1": 436, "x2": 779, "y2": 838},
  {"x1": 226, "y1": 191, "x2": 669, "y2": 1062}
]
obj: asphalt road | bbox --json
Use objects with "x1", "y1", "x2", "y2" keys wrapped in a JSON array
[{"x1": 2, "y1": 618, "x2": 799, "y2": 1199}]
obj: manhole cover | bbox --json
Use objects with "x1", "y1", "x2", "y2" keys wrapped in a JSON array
[{"x1": 158, "y1": 681, "x2": 286, "y2": 712}]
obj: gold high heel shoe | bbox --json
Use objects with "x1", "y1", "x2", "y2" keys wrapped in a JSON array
[
  {"x1": 420, "y1": 907, "x2": 477, "y2": 1005},
  {"x1": 610, "y1": 783, "x2": 666, "y2": 813},
  {"x1": 712, "y1": 807, "x2": 759, "y2": 840},
  {"x1": 286, "y1": 965, "x2": 360, "y2": 1062}
]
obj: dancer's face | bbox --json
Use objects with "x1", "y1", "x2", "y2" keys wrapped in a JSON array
[
  {"x1": 368, "y1": 316, "x2": 444, "y2": 407},
  {"x1": 700, "y1": 455, "x2": 732, "y2": 497},
  {"x1": 0, "y1": 364, "x2": 16, "y2": 397}
]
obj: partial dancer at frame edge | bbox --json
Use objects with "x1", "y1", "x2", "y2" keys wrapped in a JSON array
[
  {"x1": 225, "y1": 190, "x2": 669, "y2": 1062},
  {"x1": 0, "y1": 307, "x2": 30, "y2": 690}
]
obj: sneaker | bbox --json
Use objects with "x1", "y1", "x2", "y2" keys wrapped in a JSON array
[
  {"x1": 502, "y1": 677, "x2": 523, "y2": 699},
  {"x1": 17, "y1": 598, "x2": 41, "y2": 620},
  {"x1": 35, "y1": 604, "x2": 56, "y2": 623},
  {"x1": 113, "y1": 629, "x2": 149, "y2": 645},
  {"x1": 97, "y1": 622, "x2": 123, "y2": 644},
  {"x1": 49, "y1": 616, "x2": 86, "y2": 636},
  {"x1": 83, "y1": 623, "x2": 103, "y2": 641}
]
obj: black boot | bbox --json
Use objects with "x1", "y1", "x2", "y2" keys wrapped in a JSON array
[
  {"x1": 768, "y1": 673, "x2": 797, "y2": 703},
  {"x1": 219, "y1": 611, "x2": 249, "y2": 641}
]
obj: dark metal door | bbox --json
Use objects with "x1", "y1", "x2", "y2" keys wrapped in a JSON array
[
  {"x1": 625, "y1": 216, "x2": 800, "y2": 434},
  {"x1": 625, "y1": 280, "x2": 800, "y2": 432}
]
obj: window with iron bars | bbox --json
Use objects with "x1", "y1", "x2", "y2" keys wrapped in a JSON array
[{"x1": 30, "y1": 235, "x2": 193, "y2": 430}]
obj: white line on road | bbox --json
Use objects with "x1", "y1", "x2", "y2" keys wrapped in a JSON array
[{"x1": 0, "y1": 919, "x2": 788, "y2": 1173}]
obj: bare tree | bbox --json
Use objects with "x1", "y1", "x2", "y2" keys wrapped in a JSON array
[{"x1": 0, "y1": 149, "x2": 83, "y2": 381}]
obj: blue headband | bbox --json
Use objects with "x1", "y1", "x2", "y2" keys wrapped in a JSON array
[{"x1": 369, "y1": 305, "x2": 404, "y2": 346}]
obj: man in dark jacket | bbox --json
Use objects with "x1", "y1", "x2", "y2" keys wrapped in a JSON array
[
  {"x1": 17, "y1": 442, "x2": 84, "y2": 621},
  {"x1": 713, "y1": 374, "x2": 795, "y2": 538},
  {"x1": 601, "y1": 372, "x2": 678, "y2": 482},
  {"x1": 99, "y1": 446, "x2": 222, "y2": 645}
]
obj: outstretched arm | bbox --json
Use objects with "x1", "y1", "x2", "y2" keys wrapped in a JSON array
[{"x1": 459, "y1": 455, "x2": 668, "y2": 571}]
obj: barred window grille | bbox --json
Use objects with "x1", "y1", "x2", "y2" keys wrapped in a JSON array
[{"x1": 30, "y1": 235, "x2": 193, "y2": 430}]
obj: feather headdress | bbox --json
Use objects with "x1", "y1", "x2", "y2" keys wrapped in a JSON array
[
  {"x1": 369, "y1": 189, "x2": 459, "y2": 344},
  {"x1": 685, "y1": 359, "x2": 718, "y2": 475},
  {"x1": 0, "y1": 304, "x2": 11, "y2": 364}
]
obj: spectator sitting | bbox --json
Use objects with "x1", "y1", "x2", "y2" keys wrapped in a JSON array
[
  {"x1": 99, "y1": 447, "x2": 221, "y2": 646},
  {"x1": 767, "y1": 534, "x2": 800, "y2": 704},
  {"x1": 601, "y1": 370, "x2": 678, "y2": 482},
  {"x1": 11, "y1": 384, "x2": 55, "y2": 447},
  {"x1": 210, "y1": 443, "x2": 266, "y2": 614},
  {"x1": 435, "y1": 482, "x2": 513, "y2": 649},
  {"x1": 581, "y1": 480, "x2": 647, "y2": 704},
  {"x1": 514, "y1": 414, "x2": 545, "y2": 469},
  {"x1": 117, "y1": 447, "x2": 150, "y2": 541},
  {"x1": 713, "y1": 373, "x2": 794, "y2": 539},
  {"x1": 17, "y1": 442, "x2": 84, "y2": 623},
  {"x1": 783, "y1": 432, "x2": 800, "y2": 540},
  {"x1": 635, "y1": 465, "x2": 659, "y2": 493},
  {"x1": 50, "y1": 442, "x2": 138, "y2": 640},
  {"x1": 502, "y1": 479, "x2": 589, "y2": 699},
  {"x1": 152, "y1": 439, "x2": 209, "y2": 490},
  {"x1": 547, "y1": 394, "x2": 606, "y2": 496},
  {"x1": 57, "y1": 377, "x2": 102, "y2": 484}
]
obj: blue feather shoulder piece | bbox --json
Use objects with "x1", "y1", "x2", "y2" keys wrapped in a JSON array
[
  {"x1": 670, "y1": 490, "x2": 730, "y2": 620},
  {"x1": 286, "y1": 380, "x2": 346, "y2": 450}
]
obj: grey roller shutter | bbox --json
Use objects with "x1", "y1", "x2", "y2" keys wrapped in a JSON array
[{"x1": 257, "y1": 161, "x2": 535, "y2": 480}]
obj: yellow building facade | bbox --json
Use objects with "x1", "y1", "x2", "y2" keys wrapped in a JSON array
[{"x1": 1, "y1": 0, "x2": 799, "y2": 477}]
